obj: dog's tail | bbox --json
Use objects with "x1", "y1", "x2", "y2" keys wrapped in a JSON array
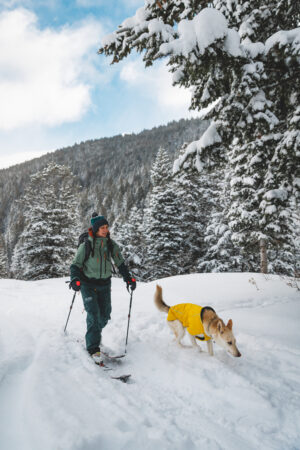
[{"x1": 154, "y1": 285, "x2": 170, "y2": 313}]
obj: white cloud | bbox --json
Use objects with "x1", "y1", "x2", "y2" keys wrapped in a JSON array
[
  {"x1": 119, "y1": 59, "x2": 196, "y2": 115},
  {"x1": 0, "y1": 8, "x2": 104, "y2": 130},
  {"x1": 0, "y1": 123, "x2": 79, "y2": 168},
  {"x1": 0, "y1": 150, "x2": 46, "y2": 169}
]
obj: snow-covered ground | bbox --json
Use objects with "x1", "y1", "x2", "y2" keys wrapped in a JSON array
[{"x1": 0, "y1": 273, "x2": 299, "y2": 450}]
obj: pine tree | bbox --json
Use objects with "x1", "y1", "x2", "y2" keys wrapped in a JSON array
[
  {"x1": 226, "y1": 61, "x2": 281, "y2": 272},
  {"x1": 260, "y1": 22, "x2": 300, "y2": 274},
  {"x1": 198, "y1": 173, "x2": 247, "y2": 273},
  {"x1": 99, "y1": 1, "x2": 300, "y2": 274},
  {"x1": 0, "y1": 233, "x2": 9, "y2": 278},
  {"x1": 144, "y1": 148, "x2": 182, "y2": 280},
  {"x1": 11, "y1": 163, "x2": 81, "y2": 280},
  {"x1": 173, "y1": 143, "x2": 206, "y2": 273},
  {"x1": 292, "y1": 202, "x2": 300, "y2": 277},
  {"x1": 114, "y1": 206, "x2": 146, "y2": 280}
]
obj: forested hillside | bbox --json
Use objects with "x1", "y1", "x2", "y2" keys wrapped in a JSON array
[{"x1": 0, "y1": 117, "x2": 208, "y2": 264}]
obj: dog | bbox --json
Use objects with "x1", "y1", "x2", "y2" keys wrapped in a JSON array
[{"x1": 154, "y1": 285, "x2": 241, "y2": 357}]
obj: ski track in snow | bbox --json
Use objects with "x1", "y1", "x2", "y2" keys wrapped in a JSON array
[{"x1": 0, "y1": 274, "x2": 299, "y2": 450}]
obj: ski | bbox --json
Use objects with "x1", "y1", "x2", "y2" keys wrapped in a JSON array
[
  {"x1": 111, "y1": 374, "x2": 131, "y2": 383},
  {"x1": 94, "y1": 361, "x2": 131, "y2": 383},
  {"x1": 101, "y1": 351, "x2": 125, "y2": 360}
]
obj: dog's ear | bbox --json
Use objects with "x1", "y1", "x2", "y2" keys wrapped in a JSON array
[
  {"x1": 227, "y1": 319, "x2": 233, "y2": 330},
  {"x1": 217, "y1": 320, "x2": 224, "y2": 332}
]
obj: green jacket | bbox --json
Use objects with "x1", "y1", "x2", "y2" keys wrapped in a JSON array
[{"x1": 70, "y1": 235, "x2": 125, "y2": 283}]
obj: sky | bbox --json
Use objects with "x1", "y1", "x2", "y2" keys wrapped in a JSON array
[{"x1": 0, "y1": 0, "x2": 197, "y2": 169}]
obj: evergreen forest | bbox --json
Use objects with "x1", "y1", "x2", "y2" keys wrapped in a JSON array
[{"x1": 0, "y1": 0, "x2": 299, "y2": 281}]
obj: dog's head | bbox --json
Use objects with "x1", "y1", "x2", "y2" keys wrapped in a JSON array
[{"x1": 211, "y1": 319, "x2": 241, "y2": 357}]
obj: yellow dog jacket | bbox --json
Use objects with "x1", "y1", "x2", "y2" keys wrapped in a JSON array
[{"x1": 167, "y1": 304, "x2": 211, "y2": 341}]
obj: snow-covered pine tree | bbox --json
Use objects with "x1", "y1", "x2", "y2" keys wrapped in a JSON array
[
  {"x1": 198, "y1": 177, "x2": 248, "y2": 272},
  {"x1": 292, "y1": 202, "x2": 300, "y2": 278},
  {"x1": 174, "y1": 113, "x2": 244, "y2": 272},
  {"x1": 213, "y1": 0, "x2": 299, "y2": 275},
  {"x1": 173, "y1": 143, "x2": 207, "y2": 273},
  {"x1": 226, "y1": 61, "x2": 281, "y2": 272},
  {"x1": 263, "y1": 30, "x2": 300, "y2": 275},
  {"x1": 0, "y1": 233, "x2": 9, "y2": 278},
  {"x1": 114, "y1": 206, "x2": 146, "y2": 280},
  {"x1": 98, "y1": 2, "x2": 250, "y2": 275},
  {"x1": 111, "y1": 213, "x2": 126, "y2": 246},
  {"x1": 144, "y1": 148, "x2": 182, "y2": 280},
  {"x1": 11, "y1": 163, "x2": 81, "y2": 280},
  {"x1": 5, "y1": 200, "x2": 26, "y2": 266},
  {"x1": 99, "y1": 1, "x2": 300, "y2": 274}
]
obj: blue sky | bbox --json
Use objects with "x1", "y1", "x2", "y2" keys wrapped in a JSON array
[{"x1": 0, "y1": 0, "x2": 196, "y2": 169}]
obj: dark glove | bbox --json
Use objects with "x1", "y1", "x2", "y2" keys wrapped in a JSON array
[
  {"x1": 126, "y1": 277, "x2": 136, "y2": 291},
  {"x1": 118, "y1": 263, "x2": 136, "y2": 291},
  {"x1": 70, "y1": 279, "x2": 81, "y2": 291}
]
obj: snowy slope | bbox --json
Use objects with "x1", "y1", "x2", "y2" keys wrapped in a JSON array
[{"x1": 0, "y1": 273, "x2": 299, "y2": 450}]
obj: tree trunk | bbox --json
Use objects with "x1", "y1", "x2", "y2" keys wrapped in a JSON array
[{"x1": 260, "y1": 238, "x2": 268, "y2": 274}]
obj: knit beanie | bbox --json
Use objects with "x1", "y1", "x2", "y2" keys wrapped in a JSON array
[{"x1": 91, "y1": 215, "x2": 109, "y2": 234}]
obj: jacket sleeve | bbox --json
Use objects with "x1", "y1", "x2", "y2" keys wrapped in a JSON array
[{"x1": 70, "y1": 244, "x2": 85, "y2": 281}]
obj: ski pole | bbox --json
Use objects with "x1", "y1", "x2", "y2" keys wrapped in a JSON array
[
  {"x1": 124, "y1": 288, "x2": 134, "y2": 354},
  {"x1": 64, "y1": 291, "x2": 77, "y2": 333}
]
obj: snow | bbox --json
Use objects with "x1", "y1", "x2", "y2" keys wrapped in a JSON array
[
  {"x1": 197, "y1": 97, "x2": 221, "y2": 119},
  {"x1": 121, "y1": 7, "x2": 149, "y2": 29},
  {"x1": 265, "y1": 204, "x2": 277, "y2": 215},
  {"x1": 243, "y1": 177, "x2": 255, "y2": 186},
  {"x1": 173, "y1": 122, "x2": 222, "y2": 173},
  {"x1": 242, "y1": 41, "x2": 265, "y2": 58},
  {"x1": 264, "y1": 189, "x2": 288, "y2": 202},
  {"x1": 101, "y1": 7, "x2": 175, "y2": 50},
  {"x1": 265, "y1": 27, "x2": 300, "y2": 54},
  {"x1": 224, "y1": 28, "x2": 243, "y2": 57},
  {"x1": 101, "y1": 7, "x2": 150, "y2": 47},
  {"x1": 0, "y1": 273, "x2": 300, "y2": 450},
  {"x1": 160, "y1": 8, "x2": 232, "y2": 57}
]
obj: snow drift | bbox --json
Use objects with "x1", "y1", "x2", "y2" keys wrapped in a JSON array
[{"x1": 0, "y1": 273, "x2": 299, "y2": 450}]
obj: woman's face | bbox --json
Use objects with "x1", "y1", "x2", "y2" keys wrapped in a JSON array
[{"x1": 96, "y1": 224, "x2": 109, "y2": 238}]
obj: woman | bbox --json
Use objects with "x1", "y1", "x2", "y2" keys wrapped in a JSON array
[{"x1": 70, "y1": 214, "x2": 136, "y2": 363}]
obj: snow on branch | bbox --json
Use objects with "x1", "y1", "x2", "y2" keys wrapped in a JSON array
[
  {"x1": 99, "y1": 6, "x2": 244, "y2": 66},
  {"x1": 173, "y1": 121, "x2": 221, "y2": 173},
  {"x1": 159, "y1": 8, "x2": 242, "y2": 58},
  {"x1": 264, "y1": 189, "x2": 288, "y2": 202},
  {"x1": 99, "y1": 5, "x2": 176, "y2": 64},
  {"x1": 265, "y1": 28, "x2": 300, "y2": 55}
]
